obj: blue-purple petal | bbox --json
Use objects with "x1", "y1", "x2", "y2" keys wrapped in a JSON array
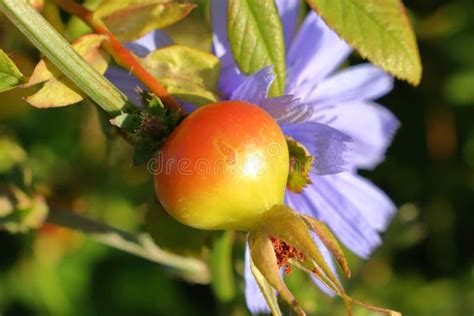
[
  {"x1": 211, "y1": 0, "x2": 230, "y2": 59},
  {"x1": 260, "y1": 95, "x2": 314, "y2": 125},
  {"x1": 325, "y1": 172, "x2": 397, "y2": 232},
  {"x1": 286, "y1": 12, "x2": 352, "y2": 94},
  {"x1": 244, "y1": 244, "x2": 271, "y2": 314},
  {"x1": 316, "y1": 101, "x2": 400, "y2": 169},
  {"x1": 230, "y1": 67, "x2": 275, "y2": 104},
  {"x1": 274, "y1": 0, "x2": 301, "y2": 48},
  {"x1": 305, "y1": 64, "x2": 394, "y2": 106},
  {"x1": 282, "y1": 122, "x2": 352, "y2": 175},
  {"x1": 218, "y1": 61, "x2": 248, "y2": 98},
  {"x1": 180, "y1": 101, "x2": 198, "y2": 113},
  {"x1": 124, "y1": 30, "x2": 173, "y2": 57},
  {"x1": 105, "y1": 67, "x2": 144, "y2": 106}
]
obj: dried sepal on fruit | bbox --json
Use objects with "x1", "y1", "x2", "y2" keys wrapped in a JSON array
[{"x1": 247, "y1": 204, "x2": 400, "y2": 316}]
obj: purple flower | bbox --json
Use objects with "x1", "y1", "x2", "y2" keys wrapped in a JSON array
[
  {"x1": 106, "y1": 0, "x2": 399, "y2": 312},
  {"x1": 212, "y1": 0, "x2": 398, "y2": 312}
]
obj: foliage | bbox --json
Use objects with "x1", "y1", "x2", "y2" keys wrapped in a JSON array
[
  {"x1": 0, "y1": 0, "x2": 472, "y2": 315},
  {"x1": 24, "y1": 34, "x2": 109, "y2": 108},
  {"x1": 93, "y1": 0, "x2": 196, "y2": 42},
  {"x1": 305, "y1": 0, "x2": 422, "y2": 85},
  {"x1": 140, "y1": 45, "x2": 221, "y2": 105},
  {"x1": 110, "y1": 91, "x2": 180, "y2": 165},
  {"x1": 286, "y1": 137, "x2": 314, "y2": 193},
  {"x1": 0, "y1": 49, "x2": 24, "y2": 93},
  {"x1": 227, "y1": 0, "x2": 286, "y2": 96}
]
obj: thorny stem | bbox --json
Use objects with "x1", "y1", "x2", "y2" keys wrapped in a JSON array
[
  {"x1": 47, "y1": 209, "x2": 210, "y2": 284},
  {"x1": 54, "y1": 0, "x2": 185, "y2": 116}
]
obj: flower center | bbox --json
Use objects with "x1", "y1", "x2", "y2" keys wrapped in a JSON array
[{"x1": 271, "y1": 237, "x2": 305, "y2": 275}]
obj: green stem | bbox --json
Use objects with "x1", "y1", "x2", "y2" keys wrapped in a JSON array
[
  {"x1": 0, "y1": 0, "x2": 127, "y2": 115},
  {"x1": 210, "y1": 231, "x2": 236, "y2": 302},
  {"x1": 47, "y1": 209, "x2": 210, "y2": 284}
]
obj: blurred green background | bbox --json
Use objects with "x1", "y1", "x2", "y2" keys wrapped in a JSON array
[{"x1": 0, "y1": 0, "x2": 473, "y2": 315}]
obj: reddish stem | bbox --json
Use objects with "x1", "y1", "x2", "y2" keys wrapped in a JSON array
[{"x1": 54, "y1": 0, "x2": 185, "y2": 116}]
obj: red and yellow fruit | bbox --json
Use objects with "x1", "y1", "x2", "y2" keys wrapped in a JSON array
[{"x1": 154, "y1": 101, "x2": 289, "y2": 231}]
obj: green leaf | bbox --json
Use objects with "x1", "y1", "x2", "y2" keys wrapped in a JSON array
[
  {"x1": 227, "y1": 0, "x2": 286, "y2": 97},
  {"x1": 210, "y1": 231, "x2": 236, "y2": 302},
  {"x1": 286, "y1": 137, "x2": 313, "y2": 193},
  {"x1": 109, "y1": 113, "x2": 142, "y2": 134},
  {"x1": 306, "y1": 0, "x2": 422, "y2": 85},
  {"x1": 24, "y1": 34, "x2": 109, "y2": 108},
  {"x1": 94, "y1": 0, "x2": 196, "y2": 42},
  {"x1": 140, "y1": 45, "x2": 221, "y2": 105},
  {"x1": 163, "y1": 5, "x2": 212, "y2": 52},
  {"x1": 141, "y1": 91, "x2": 181, "y2": 131},
  {"x1": 143, "y1": 92, "x2": 167, "y2": 117},
  {"x1": 114, "y1": 92, "x2": 183, "y2": 165},
  {"x1": 0, "y1": 49, "x2": 24, "y2": 93}
]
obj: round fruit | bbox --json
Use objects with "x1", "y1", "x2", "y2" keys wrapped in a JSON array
[{"x1": 154, "y1": 101, "x2": 289, "y2": 231}]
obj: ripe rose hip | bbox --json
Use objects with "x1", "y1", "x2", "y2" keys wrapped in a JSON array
[
  {"x1": 154, "y1": 101, "x2": 289, "y2": 230},
  {"x1": 152, "y1": 102, "x2": 397, "y2": 316}
]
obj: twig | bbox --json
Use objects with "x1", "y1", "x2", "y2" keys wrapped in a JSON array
[{"x1": 47, "y1": 209, "x2": 210, "y2": 284}]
